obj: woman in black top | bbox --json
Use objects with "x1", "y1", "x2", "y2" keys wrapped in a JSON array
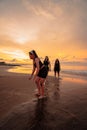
[
  {"x1": 54, "y1": 59, "x2": 60, "y2": 78},
  {"x1": 29, "y1": 50, "x2": 48, "y2": 99},
  {"x1": 43, "y1": 56, "x2": 51, "y2": 73}
]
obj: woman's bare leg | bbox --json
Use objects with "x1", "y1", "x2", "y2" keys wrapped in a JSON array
[
  {"x1": 58, "y1": 71, "x2": 59, "y2": 78},
  {"x1": 54, "y1": 71, "x2": 56, "y2": 77},
  {"x1": 34, "y1": 77, "x2": 41, "y2": 95},
  {"x1": 39, "y1": 78, "x2": 45, "y2": 97}
]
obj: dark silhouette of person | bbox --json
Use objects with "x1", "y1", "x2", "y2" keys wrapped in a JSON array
[
  {"x1": 43, "y1": 56, "x2": 51, "y2": 74},
  {"x1": 54, "y1": 59, "x2": 60, "y2": 78}
]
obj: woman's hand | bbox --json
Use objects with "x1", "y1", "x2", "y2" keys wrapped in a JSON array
[{"x1": 29, "y1": 75, "x2": 33, "y2": 80}]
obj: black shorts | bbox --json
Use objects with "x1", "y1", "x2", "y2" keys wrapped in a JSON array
[{"x1": 37, "y1": 66, "x2": 48, "y2": 78}]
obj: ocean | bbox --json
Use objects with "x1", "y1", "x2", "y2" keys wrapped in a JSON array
[{"x1": 8, "y1": 62, "x2": 87, "y2": 78}]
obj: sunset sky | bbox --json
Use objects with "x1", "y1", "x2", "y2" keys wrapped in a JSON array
[{"x1": 0, "y1": 0, "x2": 87, "y2": 63}]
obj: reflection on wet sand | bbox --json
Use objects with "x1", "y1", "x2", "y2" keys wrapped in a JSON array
[
  {"x1": 26, "y1": 99, "x2": 47, "y2": 130},
  {"x1": 52, "y1": 78, "x2": 60, "y2": 101}
]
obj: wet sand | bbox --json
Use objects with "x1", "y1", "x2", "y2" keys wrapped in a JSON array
[{"x1": 0, "y1": 66, "x2": 87, "y2": 130}]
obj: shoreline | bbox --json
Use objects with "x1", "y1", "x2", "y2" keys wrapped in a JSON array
[{"x1": 0, "y1": 65, "x2": 87, "y2": 80}]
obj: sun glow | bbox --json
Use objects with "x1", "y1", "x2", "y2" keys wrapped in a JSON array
[
  {"x1": 1, "y1": 49, "x2": 28, "y2": 59},
  {"x1": 15, "y1": 37, "x2": 28, "y2": 44}
]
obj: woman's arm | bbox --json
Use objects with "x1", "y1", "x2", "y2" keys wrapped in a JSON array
[
  {"x1": 48, "y1": 61, "x2": 51, "y2": 71},
  {"x1": 33, "y1": 58, "x2": 40, "y2": 79}
]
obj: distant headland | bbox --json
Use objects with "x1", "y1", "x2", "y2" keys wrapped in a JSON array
[{"x1": 0, "y1": 61, "x2": 21, "y2": 66}]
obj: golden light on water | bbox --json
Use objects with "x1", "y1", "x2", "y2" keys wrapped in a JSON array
[{"x1": 8, "y1": 66, "x2": 32, "y2": 74}]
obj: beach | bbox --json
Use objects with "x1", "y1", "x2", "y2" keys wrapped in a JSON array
[{"x1": 0, "y1": 66, "x2": 87, "y2": 130}]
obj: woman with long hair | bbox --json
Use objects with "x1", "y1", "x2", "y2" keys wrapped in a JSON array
[
  {"x1": 54, "y1": 59, "x2": 60, "y2": 78},
  {"x1": 29, "y1": 50, "x2": 48, "y2": 99},
  {"x1": 43, "y1": 56, "x2": 51, "y2": 73}
]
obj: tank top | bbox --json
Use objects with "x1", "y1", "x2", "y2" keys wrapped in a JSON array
[{"x1": 34, "y1": 58, "x2": 43, "y2": 68}]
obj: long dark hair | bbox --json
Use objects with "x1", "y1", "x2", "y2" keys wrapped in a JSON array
[
  {"x1": 55, "y1": 59, "x2": 60, "y2": 65},
  {"x1": 29, "y1": 50, "x2": 38, "y2": 58}
]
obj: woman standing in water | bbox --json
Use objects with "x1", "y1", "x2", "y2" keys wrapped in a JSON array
[
  {"x1": 29, "y1": 50, "x2": 48, "y2": 99},
  {"x1": 54, "y1": 59, "x2": 60, "y2": 78}
]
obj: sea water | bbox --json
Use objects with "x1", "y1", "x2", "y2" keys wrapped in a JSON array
[{"x1": 8, "y1": 62, "x2": 87, "y2": 78}]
